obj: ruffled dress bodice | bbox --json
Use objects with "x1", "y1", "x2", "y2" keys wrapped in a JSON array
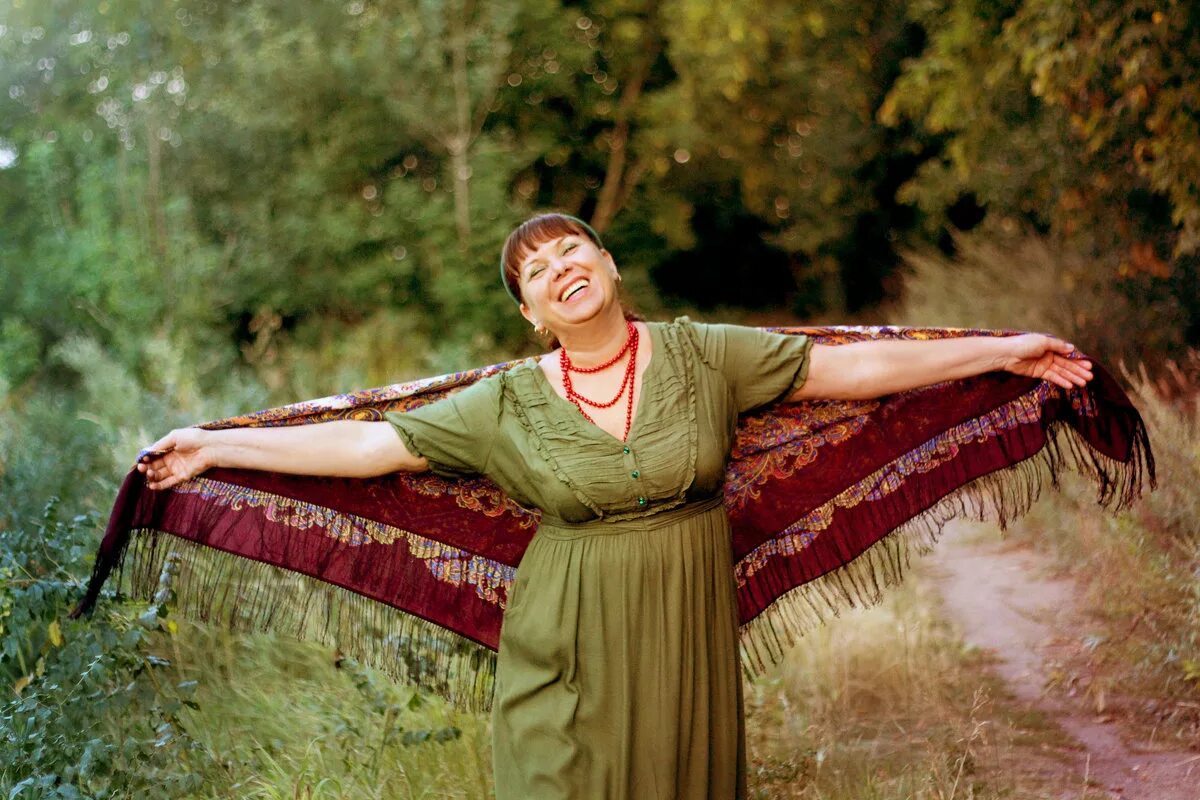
[{"x1": 385, "y1": 317, "x2": 811, "y2": 525}]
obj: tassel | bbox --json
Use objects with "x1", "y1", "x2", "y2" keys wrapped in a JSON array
[
  {"x1": 117, "y1": 531, "x2": 497, "y2": 712},
  {"x1": 737, "y1": 412, "x2": 1156, "y2": 678}
]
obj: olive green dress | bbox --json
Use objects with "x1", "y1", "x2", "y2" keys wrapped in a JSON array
[{"x1": 386, "y1": 317, "x2": 813, "y2": 800}]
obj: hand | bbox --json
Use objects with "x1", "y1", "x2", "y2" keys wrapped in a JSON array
[
  {"x1": 135, "y1": 428, "x2": 212, "y2": 491},
  {"x1": 1002, "y1": 334, "x2": 1094, "y2": 389}
]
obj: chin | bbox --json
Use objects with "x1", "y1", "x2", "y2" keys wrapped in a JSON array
[{"x1": 566, "y1": 299, "x2": 618, "y2": 324}]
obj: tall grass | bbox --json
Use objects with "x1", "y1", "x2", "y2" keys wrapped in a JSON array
[
  {"x1": 896, "y1": 223, "x2": 1193, "y2": 371},
  {"x1": 166, "y1": 625, "x2": 491, "y2": 799},
  {"x1": 745, "y1": 576, "x2": 1094, "y2": 800}
]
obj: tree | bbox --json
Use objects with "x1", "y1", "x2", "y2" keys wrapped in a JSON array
[{"x1": 880, "y1": 0, "x2": 1199, "y2": 348}]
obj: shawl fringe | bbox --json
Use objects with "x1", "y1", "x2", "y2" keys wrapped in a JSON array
[
  {"x1": 90, "y1": 410, "x2": 1153, "y2": 712},
  {"x1": 738, "y1": 413, "x2": 1155, "y2": 678},
  {"x1": 112, "y1": 531, "x2": 497, "y2": 711},
  {"x1": 69, "y1": 325, "x2": 1156, "y2": 712}
]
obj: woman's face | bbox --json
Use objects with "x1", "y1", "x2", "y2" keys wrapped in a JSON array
[{"x1": 516, "y1": 233, "x2": 620, "y2": 335}]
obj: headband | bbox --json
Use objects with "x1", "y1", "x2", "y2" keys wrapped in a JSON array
[{"x1": 500, "y1": 213, "x2": 604, "y2": 304}]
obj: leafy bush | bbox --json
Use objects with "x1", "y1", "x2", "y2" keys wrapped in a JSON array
[
  {"x1": 326, "y1": 656, "x2": 463, "y2": 782},
  {"x1": 0, "y1": 334, "x2": 489, "y2": 798},
  {"x1": 0, "y1": 506, "x2": 205, "y2": 798},
  {"x1": 0, "y1": 367, "x2": 209, "y2": 797}
]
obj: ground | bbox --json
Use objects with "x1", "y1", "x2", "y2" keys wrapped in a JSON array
[{"x1": 931, "y1": 523, "x2": 1198, "y2": 800}]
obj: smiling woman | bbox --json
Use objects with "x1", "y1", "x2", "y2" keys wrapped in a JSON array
[
  {"x1": 499, "y1": 213, "x2": 643, "y2": 351},
  {"x1": 409, "y1": 212, "x2": 1104, "y2": 798},
  {"x1": 102, "y1": 210, "x2": 1151, "y2": 800}
]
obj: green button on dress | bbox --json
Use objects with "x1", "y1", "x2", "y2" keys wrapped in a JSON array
[{"x1": 386, "y1": 317, "x2": 813, "y2": 800}]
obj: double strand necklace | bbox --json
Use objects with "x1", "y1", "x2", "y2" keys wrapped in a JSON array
[{"x1": 559, "y1": 320, "x2": 639, "y2": 441}]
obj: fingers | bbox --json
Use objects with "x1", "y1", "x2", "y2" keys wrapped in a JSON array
[
  {"x1": 1052, "y1": 340, "x2": 1091, "y2": 369},
  {"x1": 135, "y1": 430, "x2": 181, "y2": 474},
  {"x1": 144, "y1": 467, "x2": 187, "y2": 492},
  {"x1": 1038, "y1": 337, "x2": 1092, "y2": 383},
  {"x1": 1068, "y1": 361, "x2": 1093, "y2": 382},
  {"x1": 1047, "y1": 355, "x2": 1093, "y2": 388},
  {"x1": 136, "y1": 432, "x2": 178, "y2": 465},
  {"x1": 1059, "y1": 353, "x2": 1093, "y2": 382},
  {"x1": 135, "y1": 448, "x2": 193, "y2": 491},
  {"x1": 1009, "y1": 336, "x2": 1095, "y2": 389},
  {"x1": 1052, "y1": 370, "x2": 1080, "y2": 388}
]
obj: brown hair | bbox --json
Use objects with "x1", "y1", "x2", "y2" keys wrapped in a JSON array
[
  {"x1": 500, "y1": 212, "x2": 641, "y2": 350},
  {"x1": 501, "y1": 213, "x2": 603, "y2": 305}
]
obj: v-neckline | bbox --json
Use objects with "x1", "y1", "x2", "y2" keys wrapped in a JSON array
[{"x1": 532, "y1": 322, "x2": 658, "y2": 446}]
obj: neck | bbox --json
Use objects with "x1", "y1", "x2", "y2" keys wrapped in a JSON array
[{"x1": 554, "y1": 306, "x2": 631, "y2": 368}]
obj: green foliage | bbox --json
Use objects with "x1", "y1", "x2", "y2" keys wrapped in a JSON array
[
  {"x1": 5, "y1": 0, "x2": 1197, "y2": 370},
  {"x1": 0, "y1": 375, "x2": 193, "y2": 796},
  {"x1": 0, "y1": 506, "x2": 204, "y2": 798},
  {"x1": 327, "y1": 656, "x2": 462, "y2": 783},
  {"x1": 882, "y1": 0, "x2": 1200, "y2": 340},
  {"x1": 1010, "y1": 1, "x2": 1200, "y2": 257},
  {"x1": 3, "y1": 0, "x2": 1200, "y2": 791},
  {"x1": 0, "y1": 318, "x2": 41, "y2": 389}
]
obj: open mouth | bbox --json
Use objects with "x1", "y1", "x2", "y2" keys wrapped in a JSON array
[{"x1": 559, "y1": 279, "x2": 589, "y2": 302}]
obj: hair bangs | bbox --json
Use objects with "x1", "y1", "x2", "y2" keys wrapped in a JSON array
[{"x1": 501, "y1": 214, "x2": 601, "y2": 302}]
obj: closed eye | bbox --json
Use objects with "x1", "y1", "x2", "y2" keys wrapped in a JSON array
[{"x1": 525, "y1": 238, "x2": 580, "y2": 277}]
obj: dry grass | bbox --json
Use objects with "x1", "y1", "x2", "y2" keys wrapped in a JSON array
[
  {"x1": 1000, "y1": 373, "x2": 1200, "y2": 746},
  {"x1": 744, "y1": 576, "x2": 1088, "y2": 799},
  {"x1": 895, "y1": 223, "x2": 1193, "y2": 372}
]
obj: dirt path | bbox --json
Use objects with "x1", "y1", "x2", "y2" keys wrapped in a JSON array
[{"x1": 930, "y1": 523, "x2": 1199, "y2": 800}]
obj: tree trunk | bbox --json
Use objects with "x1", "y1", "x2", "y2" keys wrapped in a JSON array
[
  {"x1": 591, "y1": 10, "x2": 661, "y2": 233},
  {"x1": 449, "y1": 0, "x2": 472, "y2": 251}
]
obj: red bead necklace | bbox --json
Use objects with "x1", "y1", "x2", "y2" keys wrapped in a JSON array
[{"x1": 559, "y1": 320, "x2": 639, "y2": 441}]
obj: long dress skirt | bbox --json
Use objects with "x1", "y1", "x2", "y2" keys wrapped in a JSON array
[{"x1": 491, "y1": 496, "x2": 747, "y2": 800}]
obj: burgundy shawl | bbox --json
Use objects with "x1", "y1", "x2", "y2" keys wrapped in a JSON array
[{"x1": 73, "y1": 325, "x2": 1155, "y2": 710}]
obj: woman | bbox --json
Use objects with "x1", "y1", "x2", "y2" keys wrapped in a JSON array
[{"x1": 135, "y1": 213, "x2": 1094, "y2": 799}]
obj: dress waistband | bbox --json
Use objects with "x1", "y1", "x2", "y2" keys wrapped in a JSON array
[{"x1": 537, "y1": 495, "x2": 725, "y2": 539}]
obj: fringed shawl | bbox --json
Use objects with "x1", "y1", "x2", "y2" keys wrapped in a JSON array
[{"x1": 72, "y1": 325, "x2": 1155, "y2": 711}]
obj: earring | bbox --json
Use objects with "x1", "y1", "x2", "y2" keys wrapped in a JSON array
[{"x1": 533, "y1": 322, "x2": 547, "y2": 335}]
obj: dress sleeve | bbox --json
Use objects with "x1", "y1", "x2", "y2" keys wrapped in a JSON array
[
  {"x1": 383, "y1": 374, "x2": 503, "y2": 479},
  {"x1": 683, "y1": 318, "x2": 814, "y2": 413}
]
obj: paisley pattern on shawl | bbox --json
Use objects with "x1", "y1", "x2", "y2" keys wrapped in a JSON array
[
  {"x1": 724, "y1": 399, "x2": 878, "y2": 511},
  {"x1": 172, "y1": 477, "x2": 517, "y2": 607},
  {"x1": 73, "y1": 325, "x2": 1155, "y2": 711}
]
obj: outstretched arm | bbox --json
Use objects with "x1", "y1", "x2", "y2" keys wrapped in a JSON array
[
  {"x1": 789, "y1": 334, "x2": 1093, "y2": 402},
  {"x1": 136, "y1": 420, "x2": 427, "y2": 491}
]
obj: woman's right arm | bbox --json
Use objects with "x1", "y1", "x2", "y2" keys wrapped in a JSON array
[{"x1": 136, "y1": 420, "x2": 427, "y2": 491}]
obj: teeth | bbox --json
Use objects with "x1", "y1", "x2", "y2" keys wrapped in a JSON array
[{"x1": 560, "y1": 279, "x2": 589, "y2": 302}]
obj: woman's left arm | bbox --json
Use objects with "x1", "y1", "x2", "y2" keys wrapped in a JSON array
[{"x1": 789, "y1": 334, "x2": 1094, "y2": 401}]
